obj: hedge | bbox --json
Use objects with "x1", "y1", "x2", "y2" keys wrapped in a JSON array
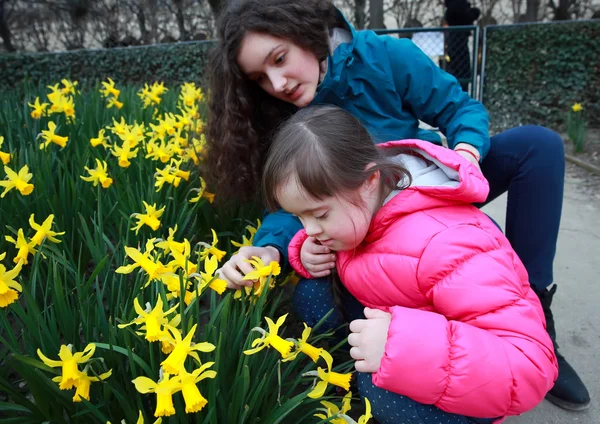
[
  {"x1": 0, "y1": 40, "x2": 214, "y2": 91},
  {"x1": 483, "y1": 20, "x2": 600, "y2": 132}
]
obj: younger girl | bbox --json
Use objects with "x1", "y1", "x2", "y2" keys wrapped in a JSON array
[
  {"x1": 263, "y1": 106, "x2": 558, "y2": 423},
  {"x1": 210, "y1": 0, "x2": 588, "y2": 411}
]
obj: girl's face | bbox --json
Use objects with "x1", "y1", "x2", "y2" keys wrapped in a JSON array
[
  {"x1": 276, "y1": 174, "x2": 381, "y2": 252},
  {"x1": 237, "y1": 32, "x2": 321, "y2": 108}
]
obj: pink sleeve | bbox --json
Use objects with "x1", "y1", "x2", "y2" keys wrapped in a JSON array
[
  {"x1": 372, "y1": 225, "x2": 557, "y2": 418},
  {"x1": 287, "y1": 230, "x2": 312, "y2": 279}
]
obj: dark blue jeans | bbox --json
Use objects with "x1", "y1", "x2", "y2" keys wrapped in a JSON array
[{"x1": 293, "y1": 125, "x2": 564, "y2": 423}]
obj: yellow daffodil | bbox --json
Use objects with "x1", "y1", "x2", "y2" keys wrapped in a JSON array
[
  {"x1": 0, "y1": 253, "x2": 23, "y2": 308},
  {"x1": 118, "y1": 296, "x2": 179, "y2": 342},
  {"x1": 357, "y1": 398, "x2": 372, "y2": 424},
  {"x1": 138, "y1": 82, "x2": 168, "y2": 109},
  {"x1": 115, "y1": 122, "x2": 145, "y2": 148},
  {"x1": 0, "y1": 164, "x2": 34, "y2": 197},
  {"x1": 186, "y1": 255, "x2": 227, "y2": 305},
  {"x1": 239, "y1": 256, "x2": 281, "y2": 298},
  {"x1": 29, "y1": 214, "x2": 65, "y2": 246},
  {"x1": 314, "y1": 391, "x2": 352, "y2": 424},
  {"x1": 156, "y1": 226, "x2": 185, "y2": 255},
  {"x1": 46, "y1": 87, "x2": 75, "y2": 122},
  {"x1": 189, "y1": 177, "x2": 214, "y2": 203},
  {"x1": 157, "y1": 272, "x2": 190, "y2": 296},
  {"x1": 5, "y1": 229, "x2": 37, "y2": 265},
  {"x1": 60, "y1": 78, "x2": 79, "y2": 95},
  {"x1": 132, "y1": 371, "x2": 181, "y2": 417},
  {"x1": 168, "y1": 158, "x2": 190, "y2": 180},
  {"x1": 100, "y1": 78, "x2": 120, "y2": 98},
  {"x1": 107, "y1": 116, "x2": 129, "y2": 136},
  {"x1": 305, "y1": 350, "x2": 353, "y2": 399},
  {"x1": 198, "y1": 229, "x2": 226, "y2": 262},
  {"x1": 107, "y1": 97, "x2": 124, "y2": 109},
  {"x1": 158, "y1": 313, "x2": 182, "y2": 354},
  {"x1": 111, "y1": 140, "x2": 139, "y2": 168},
  {"x1": 179, "y1": 82, "x2": 204, "y2": 107},
  {"x1": 197, "y1": 255, "x2": 227, "y2": 294},
  {"x1": 231, "y1": 219, "x2": 261, "y2": 252},
  {"x1": 81, "y1": 158, "x2": 113, "y2": 188},
  {"x1": 90, "y1": 129, "x2": 110, "y2": 148},
  {"x1": 37, "y1": 343, "x2": 96, "y2": 390},
  {"x1": 146, "y1": 139, "x2": 176, "y2": 163},
  {"x1": 39, "y1": 122, "x2": 69, "y2": 150},
  {"x1": 283, "y1": 323, "x2": 323, "y2": 363},
  {"x1": 0, "y1": 136, "x2": 11, "y2": 165},
  {"x1": 161, "y1": 324, "x2": 215, "y2": 374},
  {"x1": 115, "y1": 243, "x2": 172, "y2": 285},
  {"x1": 28, "y1": 97, "x2": 49, "y2": 119},
  {"x1": 174, "y1": 362, "x2": 216, "y2": 413},
  {"x1": 170, "y1": 127, "x2": 188, "y2": 147},
  {"x1": 244, "y1": 314, "x2": 294, "y2": 359},
  {"x1": 154, "y1": 165, "x2": 181, "y2": 192},
  {"x1": 166, "y1": 242, "x2": 197, "y2": 278},
  {"x1": 52, "y1": 368, "x2": 112, "y2": 402},
  {"x1": 572, "y1": 103, "x2": 583, "y2": 113},
  {"x1": 131, "y1": 201, "x2": 166, "y2": 234}
]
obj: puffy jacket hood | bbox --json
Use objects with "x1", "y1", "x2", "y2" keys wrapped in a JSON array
[{"x1": 366, "y1": 139, "x2": 489, "y2": 243}]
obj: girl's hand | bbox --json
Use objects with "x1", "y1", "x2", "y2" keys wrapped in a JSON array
[
  {"x1": 348, "y1": 307, "x2": 392, "y2": 373},
  {"x1": 300, "y1": 236, "x2": 337, "y2": 278},
  {"x1": 218, "y1": 246, "x2": 281, "y2": 290},
  {"x1": 454, "y1": 143, "x2": 482, "y2": 172}
]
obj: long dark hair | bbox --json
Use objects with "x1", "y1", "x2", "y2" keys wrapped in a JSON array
[
  {"x1": 206, "y1": 0, "x2": 342, "y2": 203},
  {"x1": 262, "y1": 105, "x2": 412, "y2": 318}
]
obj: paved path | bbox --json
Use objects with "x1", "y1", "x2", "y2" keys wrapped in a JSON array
[{"x1": 482, "y1": 166, "x2": 600, "y2": 424}]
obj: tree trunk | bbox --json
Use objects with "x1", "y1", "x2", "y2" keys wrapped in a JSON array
[
  {"x1": 354, "y1": 0, "x2": 366, "y2": 29},
  {"x1": 0, "y1": 0, "x2": 16, "y2": 52},
  {"x1": 553, "y1": 0, "x2": 571, "y2": 20},
  {"x1": 523, "y1": 0, "x2": 540, "y2": 21},
  {"x1": 172, "y1": 0, "x2": 187, "y2": 40},
  {"x1": 368, "y1": 0, "x2": 384, "y2": 29}
]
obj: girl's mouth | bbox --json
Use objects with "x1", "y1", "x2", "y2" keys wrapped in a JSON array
[{"x1": 288, "y1": 84, "x2": 302, "y2": 101}]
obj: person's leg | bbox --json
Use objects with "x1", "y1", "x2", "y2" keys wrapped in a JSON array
[
  {"x1": 356, "y1": 373, "x2": 496, "y2": 424},
  {"x1": 478, "y1": 125, "x2": 590, "y2": 411},
  {"x1": 293, "y1": 277, "x2": 364, "y2": 331}
]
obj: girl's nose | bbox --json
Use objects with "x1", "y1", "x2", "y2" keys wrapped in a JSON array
[
  {"x1": 305, "y1": 220, "x2": 323, "y2": 237},
  {"x1": 268, "y1": 70, "x2": 287, "y2": 92}
]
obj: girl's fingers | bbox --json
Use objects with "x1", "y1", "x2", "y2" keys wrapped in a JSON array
[
  {"x1": 219, "y1": 266, "x2": 244, "y2": 289},
  {"x1": 349, "y1": 319, "x2": 367, "y2": 333},
  {"x1": 308, "y1": 269, "x2": 331, "y2": 278},
  {"x1": 235, "y1": 259, "x2": 255, "y2": 277},
  {"x1": 306, "y1": 254, "x2": 336, "y2": 266},
  {"x1": 354, "y1": 360, "x2": 372, "y2": 373},
  {"x1": 349, "y1": 347, "x2": 363, "y2": 360},
  {"x1": 364, "y1": 307, "x2": 391, "y2": 319},
  {"x1": 347, "y1": 333, "x2": 360, "y2": 347},
  {"x1": 307, "y1": 262, "x2": 335, "y2": 273}
]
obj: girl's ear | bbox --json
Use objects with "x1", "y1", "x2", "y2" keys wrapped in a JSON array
[{"x1": 362, "y1": 162, "x2": 380, "y2": 194}]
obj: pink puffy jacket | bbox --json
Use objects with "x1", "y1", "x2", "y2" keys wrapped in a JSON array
[{"x1": 289, "y1": 139, "x2": 558, "y2": 420}]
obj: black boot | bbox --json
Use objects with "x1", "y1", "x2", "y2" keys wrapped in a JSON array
[{"x1": 534, "y1": 285, "x2": 591, "y2": 411}]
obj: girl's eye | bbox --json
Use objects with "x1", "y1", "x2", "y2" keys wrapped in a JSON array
[
  {"x1": 275, "y1": 53, "x2": 285, "y2": 64},
  {"x1": 316, "y1": 212, "x2": 328, "y2": 221}
]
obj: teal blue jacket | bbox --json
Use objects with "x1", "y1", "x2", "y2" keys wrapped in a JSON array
[{"x1": 254, "y1": 13, "x2": 490, "y2": 268}]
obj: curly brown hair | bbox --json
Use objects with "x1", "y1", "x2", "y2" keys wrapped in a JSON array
[{"x1": 206, "y1": 0, "x2": 342, "y2": 203}]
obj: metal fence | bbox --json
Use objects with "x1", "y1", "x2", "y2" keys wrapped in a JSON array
[{"x1": 375, "y1": 26, "x2": 480, "y2": 100}]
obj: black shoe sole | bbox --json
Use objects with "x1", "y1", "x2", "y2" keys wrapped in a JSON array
[{"x1": 545, "y1": 392, "x2": 591, "y2": 411}]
